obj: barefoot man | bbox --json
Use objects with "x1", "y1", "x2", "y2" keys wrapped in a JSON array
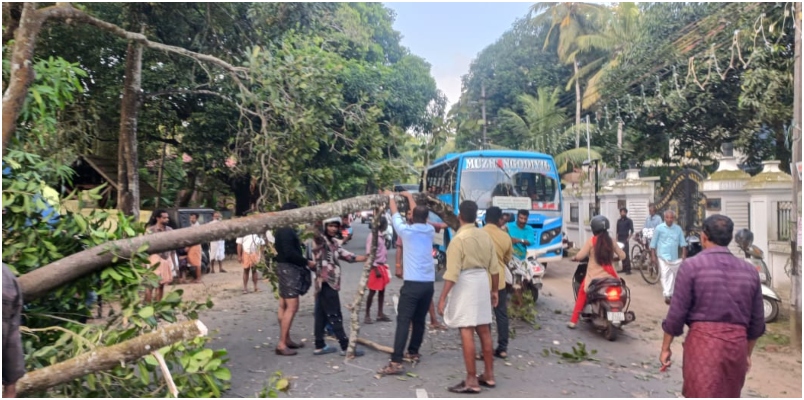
[
  {"x1": 237, "y1": 214, "x2": 265, "y2": 294},
  {"x1": 438, "y1": 200, "x2": 499, "y2": 394}
]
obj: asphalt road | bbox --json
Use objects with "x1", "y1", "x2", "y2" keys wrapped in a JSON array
[{"x1": 200, "y1": 222, "x2": 768, "y2": 398}]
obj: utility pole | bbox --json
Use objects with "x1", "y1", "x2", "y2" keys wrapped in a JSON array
[
  {"x1": 790, "y1": 1, "x2": 802, "y2": 352},
  {"x1": 481, "y1": 82, "x2": 487, "y2": 150}
]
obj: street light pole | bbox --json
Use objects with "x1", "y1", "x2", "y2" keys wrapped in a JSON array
[
  {"x1": 583, "y1": 158, "x2": 601, "y2": 217},
  {"x1": 481, "y1": 82, "x2": 487, "y2": 150},
  {"x1": 593, "y1": 159, "x2": 600, "y2": 216}
]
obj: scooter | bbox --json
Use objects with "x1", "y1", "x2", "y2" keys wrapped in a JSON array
[
  {"x1": 505, "y1": 250, "x2": 546, "y2": 302},
  {"x1": 686, "y1": 233, "x2": 703, "y2": 258},
  {"x1": 432, "y1": 246, "x2": 447, "y2": 281},
  {"x1": 571, "y1": 243, "x2": 636, "y2": 341},
  {"x1": 735, "y1": 229, "x2": 782, "y2": 323}
]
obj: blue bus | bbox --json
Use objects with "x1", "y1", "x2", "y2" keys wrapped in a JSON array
[{"x1": 422, "y1": 150, "x2": 564, "y2": 265}]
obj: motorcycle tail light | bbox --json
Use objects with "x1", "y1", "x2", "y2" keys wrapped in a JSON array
[{"x1": 606, "y1": 287, "x2": 621, "y2": 301}]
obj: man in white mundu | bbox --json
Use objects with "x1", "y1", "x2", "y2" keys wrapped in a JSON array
[
  {"x1": 437, "y1": 200, "x2": 500, "y2": 394},
  {"x1": 649, "y1": 210, "x2": 687, "y2": 305}
]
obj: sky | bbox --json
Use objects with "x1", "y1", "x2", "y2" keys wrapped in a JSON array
[{"x1": 384, "y1": 2, "x2": 534, "y2": 109}]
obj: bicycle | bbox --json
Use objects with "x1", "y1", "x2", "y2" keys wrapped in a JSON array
[{"x1": 632, "y1": 230, "x2": 660, "y2": 285}]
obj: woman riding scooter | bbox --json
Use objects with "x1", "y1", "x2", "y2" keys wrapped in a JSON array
[{"x1": 568, "y1": 215, "x2": 625, "y2": 329}]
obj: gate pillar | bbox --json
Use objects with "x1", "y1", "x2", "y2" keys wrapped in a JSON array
[{"x1": 702, "y1": 155, "x2": 752, "y2": 256}]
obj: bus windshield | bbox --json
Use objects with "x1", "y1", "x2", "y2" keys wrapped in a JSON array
[{"x1": 460, "y1": 169, "x2": 559, "y2": 211}]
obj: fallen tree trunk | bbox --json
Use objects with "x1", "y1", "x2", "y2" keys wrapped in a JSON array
[
  {"x1": 15, "y1": 320, "x2": 208, "y2": 396},
  {"x1": 345, "y1": 205, "x2": 384, "y2": 358},
  {"x1": 19, "y1": 193, "x2": 458, "y2": 302}
]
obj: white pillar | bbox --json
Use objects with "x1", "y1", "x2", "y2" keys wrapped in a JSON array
[{"x1": 701, "y1": 155, "x2": 751, "y2": 256}]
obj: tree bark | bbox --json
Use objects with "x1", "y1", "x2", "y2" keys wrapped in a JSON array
[
  {"x1": 117, "y1": 38, "x2": 143, "y2": 219},
  {"x1": 574, "y1": 61, "x2": 582, "y2": 149},
  {"x1": 346, "y1": 205, "x2": 384, "y2": 358},
  {"x1": 15, "y1": 320, "x2": 208, "y2": 396},
  {"x1": 2, "y1": 2, "x2": 45, "y2": 156},
  {"x1": 790, "y1": 1, "x2": 802, "y2": 352},
  {"x1": 19, "y1": 194, "x2": 458, "y2": 301}
]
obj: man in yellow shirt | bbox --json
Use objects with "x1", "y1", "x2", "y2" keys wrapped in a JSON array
[
  {"x1": 438, "y1": 201, "x2": 499, "y2": 394},
  {"x1": 483, "y1": 206, "x2": 513, "y2": 359}
]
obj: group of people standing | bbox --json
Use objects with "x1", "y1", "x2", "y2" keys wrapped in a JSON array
[{"x1": 571, "y1": 203, "x2": 766, "y2": 397}]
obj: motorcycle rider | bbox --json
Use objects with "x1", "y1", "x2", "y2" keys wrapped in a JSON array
[{"x1": 568, "y1": 215, "x2": 625, "y2": 329}]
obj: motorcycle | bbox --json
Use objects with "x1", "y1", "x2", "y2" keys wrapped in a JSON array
[
  {"x1": 735, "y1": 229, "x2": 782, "y2": 323},
  {"x1": 432, "y1": 246, "x2": 447, "y2": 281},
  {"x1": 505, "y1": 249, "x2": 546, "y2": 302},
  {"x1": 686, "y1": 232, "x2": 703, "y2": 258},
  {"x1": 571, "y1": 243, "x2": 636, "y2": 341}
]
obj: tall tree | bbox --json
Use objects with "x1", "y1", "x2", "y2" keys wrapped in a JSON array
[{"x1": 530, "y1": 2, "x2": 605, "y2": 148}]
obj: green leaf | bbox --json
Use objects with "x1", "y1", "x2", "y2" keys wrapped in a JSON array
[
  {"x1": 137, "y1": 306, "x2": 154, "y2": 319},
  {"x1": 212, "y1": 368, "x2": 232, "y2": 381}
]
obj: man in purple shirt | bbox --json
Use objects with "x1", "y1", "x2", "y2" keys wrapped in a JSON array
[{"x1": 660, "y1": 215, "x2": 765, "y2": 398}]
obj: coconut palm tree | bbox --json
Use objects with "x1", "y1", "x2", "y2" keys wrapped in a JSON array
[
  {"x1": 497, "y1": 87, "x2": 572, "y2": 155},
  {"x1": 570, "y1": 2, "x2": 642, "y2": 166},
  {"x1": 571, "y1": 2, "x2": 642, "y2": 110},
  {"x1": 530, "y1": 2, "x2": 605, "y2": 148}
]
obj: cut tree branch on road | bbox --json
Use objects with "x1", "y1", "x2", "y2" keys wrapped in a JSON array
[
  {"x1": 18, "y1": 193, "x2": 458, "y2": 302},
  {"x1": 15, "y1": 320, "x2": 208, "y2": 396},
  {"x1": 345, "y1": 204, "x2": 385, "y2": 358}
]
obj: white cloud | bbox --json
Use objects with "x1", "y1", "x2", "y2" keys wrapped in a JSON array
[{"x1": 430, "y1": 53, "x2": 474, "y2": 110}]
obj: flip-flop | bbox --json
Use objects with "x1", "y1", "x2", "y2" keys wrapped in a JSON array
[
  {"x1": 313, "y1": 345, "x2": 337, "y2": 356},
  {"x1": 286, "y1": 340, "x2": 305, "y2": 349},
  {"x1": 447, "y1": 382, "x2": 481, "y2": 394},
  {"x1": 477, "y1": 375, "x2": 496, "y2": 388},
  {"x1": 376, "y1": 315, "x2": 392, "y2": 322},
  {"x1": 377, "y1": 362, "x2": 406, "y2": 376},
  {"x1": 494, "y1": 350, "x2": 508, "y2": 359},
  {"x1": 275, "y1": 347, "x2": 297, "y2": 356},
  {"x1": 364, "y1": 317, "x2": 374, "y2": 324}
]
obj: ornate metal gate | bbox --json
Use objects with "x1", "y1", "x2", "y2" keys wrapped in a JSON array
[{"x1": 654, "y1": 169, "x2": 707, "y2": 235}]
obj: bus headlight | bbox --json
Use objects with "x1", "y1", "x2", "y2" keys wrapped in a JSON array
[{"x1": 540, "y1": 228, "x2": 561, "y2": 245}]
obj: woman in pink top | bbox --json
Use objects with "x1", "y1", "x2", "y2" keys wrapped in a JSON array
[{"x1": 365, "y1": 216, "x2": 391, "y2": 324}]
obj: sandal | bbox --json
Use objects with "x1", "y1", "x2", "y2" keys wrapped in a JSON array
[
  {"x1": 275, "y1": 347, "x2": 297, "y2": 356},
  {"x1": 376, "y1": 314, "x2": 392, "y2": 322},
  {"x1": 494, "y1": 349, "x2": 508, "y2": 359},
  {"x1": 404, "y1": 352, "x2": 421, "y2": 363},
  {"x1": 429, "y1": 323, "x2": 447, "y2": 331},
  {"x1": 313, "y1": 345, "x2": 337, "y2": 355},
  {"x1": 364, "y1": 317, "x2": 374, "y2": 324},
  {"x1": 477, "y1": 375, "x2": 496, "y2": 388},
  {"x1": 447, "y1": 381, "x2": 481, "y2": 394},
  {"x1": 377, "y1": 362, "x2": 406, "y2": 376},
  {"x1": 286, "y1": 340, "x2": 305, "y2": 349}
]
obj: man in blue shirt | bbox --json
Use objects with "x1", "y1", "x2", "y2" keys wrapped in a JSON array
[
  {"x1": 507, "y1": 210, "x2": 535, "y2": 260},
  {"x1": 650, "y1": 210, "x2": 687, "y2": 304},
  {"x1": 378, "y1": 190, "x2": 435, "y2": 376},
  {"x1": 644, "y1": 203, "x2": 663, "y2": 230}
]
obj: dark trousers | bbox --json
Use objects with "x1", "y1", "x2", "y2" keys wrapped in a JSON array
[
  {"x1": 392, "y1": 281, "x2": 434, "y2": 363},
  {"x1": 618, "y1": 238, "x2": 631, "y2": 272},
  {"x1": 494, "y1": 288, "x2": 509, "y2": 352},
  {"x1": 314, "y1": 283, "x2": 348, "y2": 350}
]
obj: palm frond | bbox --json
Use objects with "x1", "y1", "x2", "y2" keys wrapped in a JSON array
[{"x1": 554, "y1": 147, "x2": 604, "y2": 174}]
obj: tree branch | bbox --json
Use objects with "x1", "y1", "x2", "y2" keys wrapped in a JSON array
[
  {"x1": 15, "y1": 320, "x2": 208, "y2": 396},
  {"x1": 18, "y1": 193, "x2": 455, "y2": 302},
  {"x1": 39, "y1": 4, "x2": 247, "y2": 75}
]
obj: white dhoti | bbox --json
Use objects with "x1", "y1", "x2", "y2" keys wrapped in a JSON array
[
  {"x1": 210, "y1": 240, "x2": 225, "y2": 261},
  {"x1": 659, "y1": 258, "x2": 684, "y2": 298},
  {"x1": 443, "y1": 268, "x2": 492, "y2": 328}
]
